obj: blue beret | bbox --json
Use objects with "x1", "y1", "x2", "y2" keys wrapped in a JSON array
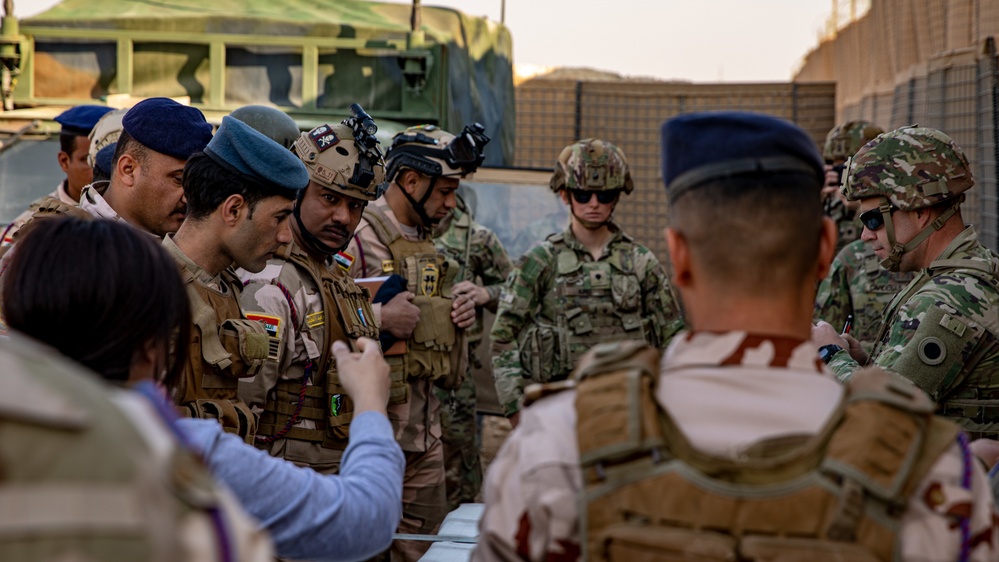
[
  {"x1": 94, "y1": 142, "x2": 116, "y2": 177},
  {"x1": 661, "y1": 111, "x2": 823, "y2": 201},
  {"x1": 204, "y1": 116, "x2": 308, "y2": 194},
  {"x1": 122, "y1": 98, "x2": 213, "y2": 161},
  {"x1": 54, "y1": 105, "x2": 114, "y2": 137}
]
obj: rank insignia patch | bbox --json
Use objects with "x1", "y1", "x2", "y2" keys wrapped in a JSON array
[{"x1": 306, "y1": 311, "x2": 325, "y2": 328}]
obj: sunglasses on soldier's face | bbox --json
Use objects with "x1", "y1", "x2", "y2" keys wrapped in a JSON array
[
  {"x1": 859, "y1": 205, "x2": 899, "y2": 231},
  {"x1": 570, "y1": 189, "x2": 619, "y2": 205}
]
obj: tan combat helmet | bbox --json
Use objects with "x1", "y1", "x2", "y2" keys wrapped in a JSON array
[
  {"x1": 294, "y1": 122, "x2": 386, "y2": 202},
  {"x1": 842, "y1": 125, "x2": 974, "y2": 270},
  {"x1": 550, "y1": 138, "x2": 635, "y2": 195},
  {"x1": 87, "y1": 108, "x2": 127, "y2": 168}
]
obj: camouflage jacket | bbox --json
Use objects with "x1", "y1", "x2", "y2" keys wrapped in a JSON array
[
  {"x1": 474, "y1": 331, "x2": 999, "y2": 562},
  {"x1": 0, "y1": 180, "x2": 76, "y2": 249},
  {"x1": 490, "y1": 223, "x2": 682, "y2": 416},
  {"x1": 828, "y1": 226, "x2": 999, "y2": 437},
  {"x1": 814, "y1": 239, "x2": 916, "y2": 353},
  {"x1": 433, "y1": 205, "x2": 512, "y2": 345},
  {"x1": 826, "y1": 198, "x2": 861, "y2": 254}
]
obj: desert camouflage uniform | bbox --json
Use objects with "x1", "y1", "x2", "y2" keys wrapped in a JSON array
[
  {"x1": 827, "y1": 126, "x2": 999, "y2": 438},
  {"x1": 239, "y1": 242, "x2": 380, "y2": 474},
  {"x1": 475, "y1": 332, "x2": 999, "y2": 562},
  {"x1": 0, "y1": 180, "x2": 77, "y2": 249},
  {"x1": 347, "y1": 198, "x2": 461, "y2": 561},
  {"x1": 432, "y1": 201, "x2": 512, "y2": 510},
  {"x1": 490, "y1": 223, "x2": 682, "y2": 416},
  {"x1": 163, "y1": 235, "x2": 268, "y2": 443},
  {"x1": 814, "y1": 238, "x2": 916, "y2": 353}
]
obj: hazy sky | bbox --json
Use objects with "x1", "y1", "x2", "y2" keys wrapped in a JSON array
[{"x1": 14, "y1": 0, "x2": 837, "y2": 82}]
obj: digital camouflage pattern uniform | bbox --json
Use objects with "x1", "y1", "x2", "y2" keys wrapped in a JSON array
[
  {"x1": 814, "y1": 238, "x2": 916, "y2": 353},
  {"x1": 475, "y1": 333, "x2": 999, "y2": 562},
  {"x1": 825, "y1": 126, "x2": 999, "y2": 439},
  {"x1": 822, "y1": 120, "x2": 885, "y2": 254},
  {"x1": 239, "y1": 121, "x2": 383, "y2": 474},
  {"x1": 432, "y1": 197, "x2": 512, "y2": 511},
  {"x1": 490, "y1": 139, "x2": 683, "y2": 417}
]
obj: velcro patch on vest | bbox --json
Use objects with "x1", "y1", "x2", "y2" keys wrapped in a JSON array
[
  {"x1": 309, "y1": 125, "x2": 339, "y2": 152},
  {"x1": 306, "y1": 311, "x2": 325, "y2": 328},
  {"x1": 334, "y1": 251, "x2": 354, "y2": 272},
  {"x1": 245, "y1": 313, "x2": 281, "y2": 338},
  {"x1": 381, "y1": 259, "x2": 395, "y2": 273},
  {"x1": 420, "y1": 262, "x2": 440, "y2": 296}
]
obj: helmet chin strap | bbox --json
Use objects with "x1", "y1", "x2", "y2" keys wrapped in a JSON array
[
  {"x1": 398, "y1": 174, "x2": 439, "y2": 229},
  {"x1": 880, "y1": 195, "x2": 963, "y2": 271},
  {"x1": 293, "y1": 190, "x2": 349, "y2": 256}
]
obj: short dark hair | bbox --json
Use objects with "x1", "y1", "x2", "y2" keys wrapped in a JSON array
[
  {"x1": 669, "y1": 172, "x2": 823, "y2": 295},
  {"x1": 111, "y1": 130, "x2": 149, "y2": 173},
  {"x1": 182, "y1": 152, "x2": 298, "y2": 221},
  {"x1": 59, "y1": 132, "x2": 84, "y2": 156},
  {"x1": 2, "y1": 218, "x2": 191, "y2": 388}
]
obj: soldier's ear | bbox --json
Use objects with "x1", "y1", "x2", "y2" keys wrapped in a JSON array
[
  {"x1": 816, "y1": 216, "x2": 838, "y2": 281},
  {"x1": 117, "y1": 152, "x2": 137, "y2": 187},
  {"x1": 665, "y1": 227, "x2": 691, "y2": 288},
  {"x1": 56, "y1": 150, "x2": 71, "y2": 174},
  {"x1": 220, "y1": 194, "x2": 247, "y2": 226}
]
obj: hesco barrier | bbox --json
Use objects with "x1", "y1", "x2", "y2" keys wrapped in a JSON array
[
  {"x1": 513, "y1": 79, "x2": 837, "y2": 265},
  {"x1": 795, "y1": 0, "x2": 999, "y2": 250}
]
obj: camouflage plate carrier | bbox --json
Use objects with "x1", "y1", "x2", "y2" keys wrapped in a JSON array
[
  {"x1": 573, "y1": 341, "x2": 961, "y2": 562},
  {"x1": 255, "y1": 242, "x2": 381, "y2": 450}
]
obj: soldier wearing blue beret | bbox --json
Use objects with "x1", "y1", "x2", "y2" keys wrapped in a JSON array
[
  {"x1": 0, "y1": 104, "x2": 113, "y2": 249},
  {"x1": 475, "y1": 112, "x2": 999, "y2": 562},
  {"x1": 164, "y1": 115, "x2": 309, "y2": 441}
]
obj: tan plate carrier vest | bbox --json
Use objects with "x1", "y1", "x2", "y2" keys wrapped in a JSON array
[
  {"x1": 0, "y1": 336, "x2": 261, "y2": 562},
  {"x1": 363, "y1": 203, "x2": 467, "y2": 393},
  {"x1": 872, "y1": 257, "x2": 999, "y2": 439},
  {"x1": 178, "y1": 267, "x2": 269, "y2": 444},
  {"x1": 570, "y1": 341, "x2": 960, "y2": 562},
  {"x1": 0, "y1": 197, "x2": 94, "y2": 259},
  {"x1": 521, "y1": 232, "x2": 651, "y2": 384},
  {"x1": 257, "y1": 242, "x2": 380, "y2": 449}
]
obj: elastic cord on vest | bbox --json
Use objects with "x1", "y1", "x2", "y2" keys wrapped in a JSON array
[{"x1": 881, "y1": 195, "x2": 964, "y2": 271}]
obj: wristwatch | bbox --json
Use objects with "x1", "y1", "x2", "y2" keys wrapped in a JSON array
[{"x1": 818, "y1": 344, "x2": 844, "y2": 364}]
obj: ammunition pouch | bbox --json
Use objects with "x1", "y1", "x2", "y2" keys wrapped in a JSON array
[
  {"x1": 184, "y1": 398, "x2": 258, "y2": 444},
  {"x1": 519, "y1": 322, "x2": 563, "y2": 383},
  {"x1": 217, "y1": 318, "x2": 269, "y2": 378}
]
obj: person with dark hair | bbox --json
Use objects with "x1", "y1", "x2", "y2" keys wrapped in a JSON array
[
  {"x1": 0, "y1": 104, "x2": 112, "y2": 249},
  {"x1": 2, "y1": 216, "x2": 405, "y2": 561},
  {"x1": 239, "y1": 118, "x2": 384, "y2": 475},
  {"x1": 0, "y1": 217, "x2": 274, "y2": 561},
  {"x1": 475, "y1": 112, "x2": 999, "y2": 561},
  {"x1": 164, "y1": 115, "x2": 306, "y2": 442}
]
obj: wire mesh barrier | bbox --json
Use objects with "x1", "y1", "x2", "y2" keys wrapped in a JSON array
[
  {"x1": 795, "y1": 0, "x2": 999, "y2": 249},
  {"x1": 513, "y1": 80, "x2": 836, "y2": 265}
]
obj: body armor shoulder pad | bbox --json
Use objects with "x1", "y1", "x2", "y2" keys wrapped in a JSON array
[{"x1": 362, "y1": 202, "x2": 404, "y2": 246}]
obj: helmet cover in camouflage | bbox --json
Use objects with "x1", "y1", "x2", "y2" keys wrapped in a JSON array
[
  {"x1": 230, "y1": 105, "x2": 301, "y2": 150},
  {"x1": 550, "y1": 138, "x2": 635, "y2": 194},
  {"x1": 294, "y1": 123, "x2": 386, "y2": 201},
  {"x1": 87, "y1": 108, "x2": 127, "y2": 168},
  {"x1": 822, "y1": 120, "x2": 884, "y2": 163},
  {"x1": 841, "y1": 126, "x2": 974, "y2": 211}
]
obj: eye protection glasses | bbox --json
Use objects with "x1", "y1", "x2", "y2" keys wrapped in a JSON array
[
  {"x1": 859, "y1": 205, "x2": 898, "y2": 231},
  {"x1": 570, "y1": 189, "x2": 620, "y2": 205}
]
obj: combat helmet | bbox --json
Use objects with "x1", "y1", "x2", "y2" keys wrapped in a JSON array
[
  {"x1": 550, "y1": 138, "x2": 635, "y2": 195},
  {"x1": 822, "y1": 120, "x2": 884, "y2": 163},
  {"x1": 231, "y1": 105, "x2": 301, "y2": 150},
  {"x1": 87, "y1": 108, "x2": 127, "y2": 168},
  {"x1": 841, "y1": 125, "x2": 974, "y2": 270},
  {"x1": 385, "y1": 123, "x2": 489, "y2": 226}
]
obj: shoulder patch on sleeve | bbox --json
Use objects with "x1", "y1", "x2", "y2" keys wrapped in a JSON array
[{"x1": 245, "y1": 313, "x2": 281, "y2": 337}]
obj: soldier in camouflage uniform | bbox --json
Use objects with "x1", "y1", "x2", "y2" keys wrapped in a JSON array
[
  {"x1": 814, "y1": 238, "x2": 916, "y2": 353},
  {"x1": 432, "y1": 193, "x2": 512, "y2": 511},
  {"x1": 490, "y1": 139, "x2": 683, "y2": 426},
  {"x1": 240, "y1": 115, "x2": 384, "y2": 474},
  {"x1": 822, "y1": 120, "x2": 884, "y2": 254},
  {"x1": 346, "y1": 123, "x2": 484, "y2": 562},
  {"x1": 815, "y1": 126, "x2": 999, "y2": 439}
]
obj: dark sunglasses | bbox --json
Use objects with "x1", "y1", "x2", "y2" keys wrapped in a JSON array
[
  {"x1": 570, "y1": 189, "x2": 619, "y2": 205},
  {"x1": 859, "y1": 205, "x2": 898, "y2": 231}
]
